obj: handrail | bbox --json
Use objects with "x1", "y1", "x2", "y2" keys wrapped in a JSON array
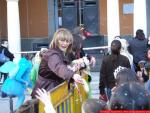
[
  {"x1": 12, "y1": 45, "x2": 108, "y2": 54},
  {"x1": 83, "y1": 46, "x2": 108, "y2": 50},
  {"x1": 13, "y1": 51, "x2": 39, "y2": 54}
]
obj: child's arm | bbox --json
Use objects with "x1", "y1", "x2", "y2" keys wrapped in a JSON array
[{"x1": 35, "y1": 88, "x2": 56, "y2": 113}]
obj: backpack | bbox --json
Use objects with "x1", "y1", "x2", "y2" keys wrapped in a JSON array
[{"x1": 0, "y1": 49, "x2": 10, "y2": 63}]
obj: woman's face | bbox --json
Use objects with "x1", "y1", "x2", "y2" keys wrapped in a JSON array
[{"x1": 58, "y1": 39, "x2": 71, "y2": 53}]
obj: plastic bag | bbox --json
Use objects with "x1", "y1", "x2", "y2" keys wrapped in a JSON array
[{"x1": 0, "y1": 49, "x2": 10, "y2": 63}]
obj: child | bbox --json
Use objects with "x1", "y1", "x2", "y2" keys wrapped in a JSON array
[
  {"x1": 136, "y1": 60, "x2": 148, "y2": 84},
  {"x1": 30, "y1": 48, "x2": 48, "y2": 87},
  {"x1": 109, "y1": 82, "x2": 150, "y2": 110}
]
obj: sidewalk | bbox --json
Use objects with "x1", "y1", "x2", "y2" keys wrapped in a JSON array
[
  {"x1": 0, "y1": 90, "x2": 31, "y2": 113},
  {"x1": 0, "y1": 72, "x2": 100, "y2": 113},
  {"x1": 90, "y1": 72, "x2": 100, "y2": 99}
]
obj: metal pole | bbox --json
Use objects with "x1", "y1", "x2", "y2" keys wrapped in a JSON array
[
  {"x1": 78, "y1": 0, "x2": 82, "y2": 25},
  {"x1": 9, "y1": 97, "x2": 13, "y2": 113}
]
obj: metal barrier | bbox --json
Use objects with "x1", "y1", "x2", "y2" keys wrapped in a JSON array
[
  {"x1": 39, "y1": 71, "x2": 88, "y2": 113},
  {"x1": 14, "y1": 70, "x2": 88, "y2": 113}
]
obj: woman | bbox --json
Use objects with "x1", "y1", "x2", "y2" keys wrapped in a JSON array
[
  {"x1": 31, "y1": 28, "x2": 82, "y2": 98},
  {"x1": 99, "y1": 39, "x2": 131, "y2": 101}
]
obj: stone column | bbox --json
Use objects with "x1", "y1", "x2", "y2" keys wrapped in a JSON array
[
  {"x1": 6, "y1": 0, "x2": 21, "y2": 62},
  {"x1": 107, "y1": 0, "x2": 120, "y2": 47},
  {"x1": 134, "y1": 0, "x2": 147, "y2": 37}
]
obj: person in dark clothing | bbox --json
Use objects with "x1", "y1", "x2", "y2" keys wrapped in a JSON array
[
  {"x1": 0, "y1": 39, "x2": 14, "y2": 66},
  {"x1": 68, "y1": 34, "x2": 85, "y2": 61},
  {"x1": 99, "y1": 40, "x2": 130, "y2": 101},
  {"x1": 71, "y1": 26, "x2": 96, "y2": 67},
  {"x1": 136, "y1": 60, "x2": 149, "y2": 83},
  {"x1": 0, "y1": 39, "x2": 14, "y2": 97},
  {"x1": 128, "y1": 29, "x2": 147, "y2": 72}
]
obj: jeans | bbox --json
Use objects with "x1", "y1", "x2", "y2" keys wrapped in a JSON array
[
  {"x1": 145, "y1": 79, "x2": 150, "y2": 90},
  {"x1": 105, "y1": 88, "x2": 112, "y2": 100}
]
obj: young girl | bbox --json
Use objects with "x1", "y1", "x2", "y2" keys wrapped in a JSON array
[
  {"x1": 31, "y1": 28, "x2": 83, "y2": 98},
  {"x1": 144, "y1": 48, "x2": 150, "y2": 90},
  {"x1": 30, "y1": 48, "x2": 48, "y2": 87}
]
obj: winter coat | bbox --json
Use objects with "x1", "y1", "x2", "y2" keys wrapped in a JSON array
[
  {"x1": 128, "y1": 37, "x2": 147, "y2": 64},
  {"x1": 31, "y1": 48, "x2": 75, "y2": 98}
]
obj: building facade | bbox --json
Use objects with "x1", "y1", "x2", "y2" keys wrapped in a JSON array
[{"x1": 0, "y1": 0, "x2": 149, "y2": 53}]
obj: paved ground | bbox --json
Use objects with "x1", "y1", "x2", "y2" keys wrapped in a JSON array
[
  {"x1": 0, "y1": 72, "x2": 100, "y2": 113},
  {"x1": 0, "y1": 91, "x2": 31, "y2": 113},
  {"x1": 90, "y1": 72, "x2": 100, "y2": 99}
]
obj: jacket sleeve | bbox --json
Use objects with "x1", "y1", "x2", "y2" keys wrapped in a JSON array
[
  {"x1": 99, "y1": 58, "x2": 107, "y2": 95},
  {"x1": 48, "y1": 53, "x2": 75, "y2": 80},
  {"x1": 4, "y1": 48, "x2": 14, "y2": 61}
]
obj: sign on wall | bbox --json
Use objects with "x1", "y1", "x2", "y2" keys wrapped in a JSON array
[{"x1": 123, "y1": 3, "x2": 133, "y2": 14}]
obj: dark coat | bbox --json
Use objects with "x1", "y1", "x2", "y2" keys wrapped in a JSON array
[
  {"x1": 128, "y1": 37, "x2": 147, "y2": 64},
  {"x1": 99, "y1": 54, "x2": 131, "y2": 95},
  {"x1": 31, "y1": 48, "x2": 74, "y2": 98},
  {"x1": 0, "y1": 46, "x2": 14, "y2": 66}
]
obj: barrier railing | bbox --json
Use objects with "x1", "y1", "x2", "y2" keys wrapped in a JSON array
[
  {"x1": 39, "y1": 71, "x2": 88, "y2": 113},
  {"x1": 12, "y1": 45, "x2": 108, "y2": 54}
]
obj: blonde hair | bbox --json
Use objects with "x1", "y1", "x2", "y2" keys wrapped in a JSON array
[{"x1": 50, "y1": 28, "x2": 73, "y2": 53}]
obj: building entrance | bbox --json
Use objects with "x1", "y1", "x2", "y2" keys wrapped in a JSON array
[{"x1": 58, "y1": 0, "x2": 99, "y2": 34}]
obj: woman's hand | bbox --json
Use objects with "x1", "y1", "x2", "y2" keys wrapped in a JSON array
[
  {"x1": 73, "y1": 74, "x2": 84, "y2": 84},
  {"x1": 89, "y1": 56, "x2": 96, "y2": 67}
]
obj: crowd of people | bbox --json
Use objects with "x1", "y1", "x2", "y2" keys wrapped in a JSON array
[{"x1": 0, "y1": 27, "x2": 150, "y2": 113}]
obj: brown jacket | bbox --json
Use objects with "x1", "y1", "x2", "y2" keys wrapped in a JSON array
[{"x1": 31, "y1": 48, "x2": 74, "y2": 97}]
